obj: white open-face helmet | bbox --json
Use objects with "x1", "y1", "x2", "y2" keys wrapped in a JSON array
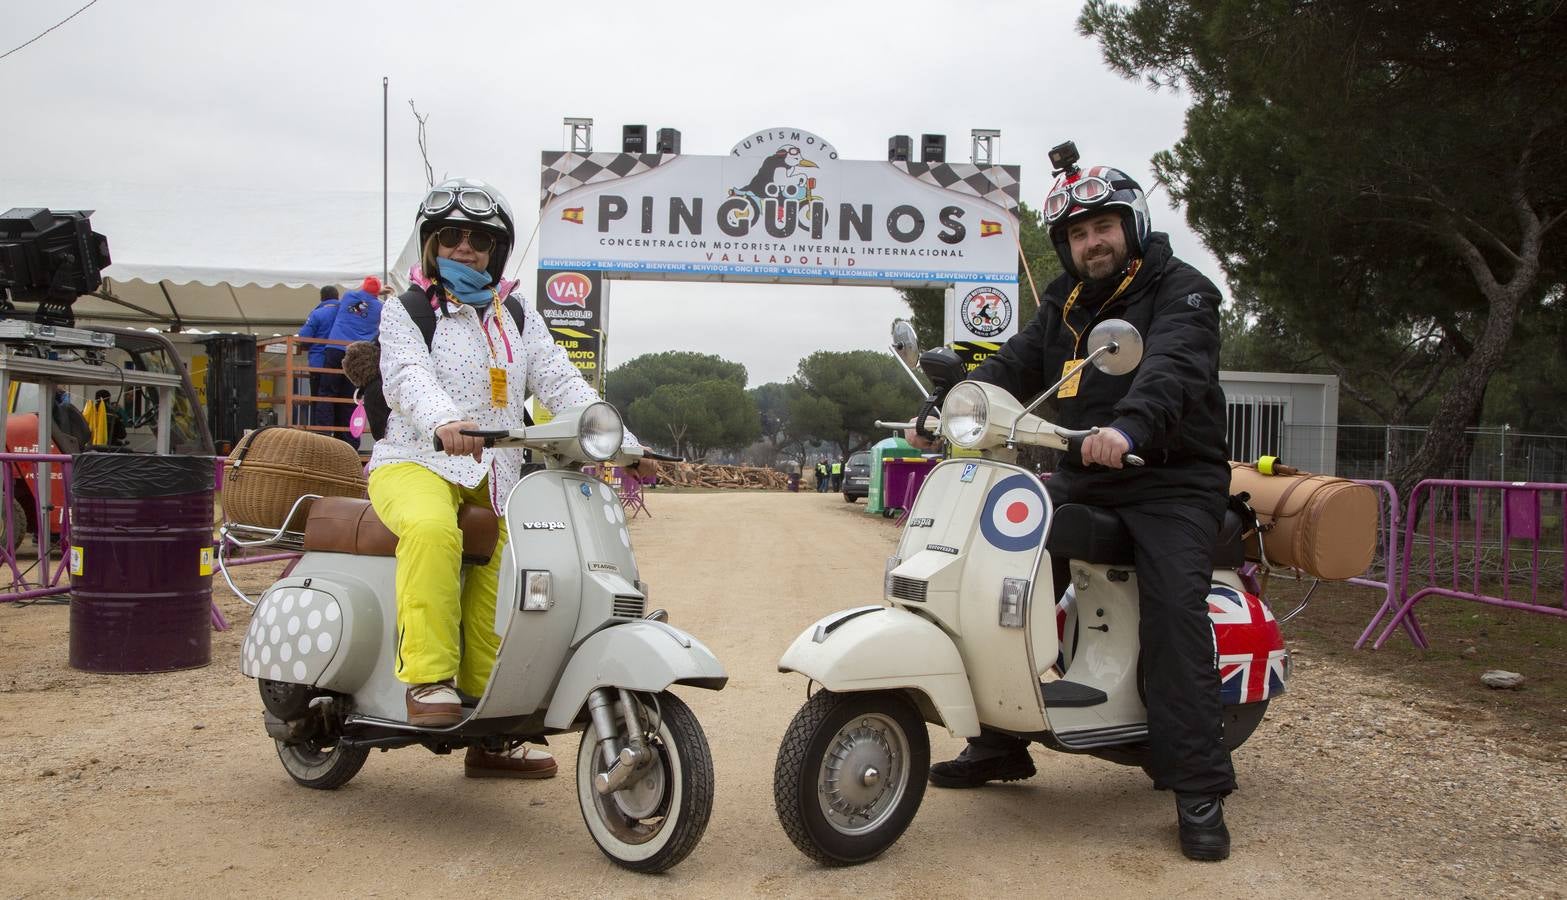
[{"x1": 416, "y1": 177, "x2": 516, "y2": 284}]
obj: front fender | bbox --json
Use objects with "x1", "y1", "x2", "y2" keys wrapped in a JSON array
[
  {"x1": 779, "y1": 606, "x2": 979, "y2": 737},
  {"x1": 543, "y1": 621, "x2": 727, "y2": 730}
]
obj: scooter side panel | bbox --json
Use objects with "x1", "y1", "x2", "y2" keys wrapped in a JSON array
[
  {"x1": 542, "y1": 621, "x2": 727, "y2": 729},
  {"x1": 893, "y1": 460, "x2": 1051, "y2": 734},
  {"x1": 479, "y1": 471, "x2": 642, "y2": 719},
  {"x1": 1042, "y1": 562, "x2": 1145, "y2": 736},
  {"x1": 779, "y1": 607, "x2": 980, "y2": 737}
]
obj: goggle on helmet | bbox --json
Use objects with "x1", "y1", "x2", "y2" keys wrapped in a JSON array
[
  {"x1": 416, "y1": 177, "x2": 516, "y2": 284},
  {"x1": 1044, "y1": 165, "x2": 1151, "y2": 279}
]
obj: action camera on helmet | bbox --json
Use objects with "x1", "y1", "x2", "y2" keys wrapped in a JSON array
[{"x1": 1048, "y1": 140, "x2": 1081, "y2": 176}]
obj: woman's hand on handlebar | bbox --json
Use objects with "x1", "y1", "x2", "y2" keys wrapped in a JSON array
[
  {"x1": 627, "y1": 450, "x2": 660, "y2": 480},
  {"x1": 435, "y1": 420, "x2": 485, "y2": 461},
  {"x1": 904, "y1": 420, "x2": 943, "y2": 452},
  {"x1": 1080, "y1": 427, "x2": 1131, "y2": 469}
]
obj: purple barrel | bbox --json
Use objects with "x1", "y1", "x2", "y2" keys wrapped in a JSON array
[{"x1": 69, "y1": 453, "x2": 215, "y2": 673}]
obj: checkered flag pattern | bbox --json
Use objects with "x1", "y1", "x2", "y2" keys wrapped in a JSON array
[
  {"x1": 895, "y1": 162, "x2": 1021, "y2": 211},
  {"x1": 540, "y1": 152, "x2": 677, "y2": 206}
]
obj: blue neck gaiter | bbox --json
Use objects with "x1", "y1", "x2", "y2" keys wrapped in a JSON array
[{"x1": 436, "y1": 258, "x2": 496, "y2": 308}]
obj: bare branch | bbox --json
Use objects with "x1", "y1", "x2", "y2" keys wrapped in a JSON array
[{"x1": 408, "y1": 100, "x2": 434, "y2": 189}]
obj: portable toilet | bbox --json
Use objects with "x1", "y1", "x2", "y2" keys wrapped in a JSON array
[{"x1": 866, "y1": 436, "x2": 922, "y2": 516}]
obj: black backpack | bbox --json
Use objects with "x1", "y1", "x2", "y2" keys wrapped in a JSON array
[{"x1": 358, "y1": 289, "x2": 531, "y2": 441}]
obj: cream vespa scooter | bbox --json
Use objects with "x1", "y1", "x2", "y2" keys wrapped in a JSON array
[
  {"x1": 230, "y1": 403, "x2": 726, "y2": 873},
  {"x1": 772, "y1": 321, "x2": 1288, "y2": 866}
]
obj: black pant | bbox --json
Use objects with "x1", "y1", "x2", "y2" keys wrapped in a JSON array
[{"x1": 971, "y1": 476, "x2": 1237, "y2": 797}]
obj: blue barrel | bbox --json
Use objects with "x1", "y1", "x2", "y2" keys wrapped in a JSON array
[{"x1": 69, "y1": 453, "x2": 215, "y2": 673}]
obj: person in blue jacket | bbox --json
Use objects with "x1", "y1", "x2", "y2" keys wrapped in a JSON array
[
  {"x1": 320, "y1": 276, "x2": 385, "y2": 444},
  {"x1": 298, "y1": 285, "x2": 341, "y2": 428}
]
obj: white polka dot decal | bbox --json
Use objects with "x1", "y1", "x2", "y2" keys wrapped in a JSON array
[
  {"x1": 602, "y1": 504, "x2": 616, "y2": 524},
  {"x1": 240, "y1": 587, "x2": 346, "y2": 686},
  {"x1": 599, "y1": 483, "x2": 614, "y2": 503},
  {"x1": 619, "y1": 528, "x2": 630, "y2": 548}
]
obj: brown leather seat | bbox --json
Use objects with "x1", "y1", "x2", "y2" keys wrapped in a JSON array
[{"x1": 302, "y1": 497, "x2": 500, "y2": 566}]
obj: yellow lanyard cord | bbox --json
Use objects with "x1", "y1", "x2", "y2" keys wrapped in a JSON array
[{"x1": 1060, "y1": 259, "x2": 1141, "y2": 356}]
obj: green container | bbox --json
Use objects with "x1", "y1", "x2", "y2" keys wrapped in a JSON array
[{"x1": 866, "y1": 437, "x2": 922, "y2": 515}]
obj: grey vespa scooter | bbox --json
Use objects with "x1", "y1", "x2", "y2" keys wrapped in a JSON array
[{"x1": 232, "y1": 402, "x2": 726, "y2": 872}]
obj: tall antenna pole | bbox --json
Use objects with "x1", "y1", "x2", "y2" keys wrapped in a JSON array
[{"x1": 382, "y1": 76, "x2": 389, "y2": 286}]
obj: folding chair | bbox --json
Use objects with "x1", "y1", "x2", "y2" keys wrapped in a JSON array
[{"x1": 618, "y1": 468, "x2": 651, "y2": 518}]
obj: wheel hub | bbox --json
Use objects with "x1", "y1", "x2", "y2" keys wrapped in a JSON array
[
  {"x1": 818, "y1": 714, "x2": 908, "y2": 834},
  {"x1": 609, "y1": 752, "x2": 666, "y2": 820}
]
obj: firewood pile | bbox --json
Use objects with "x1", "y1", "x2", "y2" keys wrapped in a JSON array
[{"x1": 654, "y1": 462, "x2": 791, "y2": 490}]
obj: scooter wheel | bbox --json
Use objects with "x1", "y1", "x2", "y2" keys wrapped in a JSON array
[
  {"x1": 576, "y1": 691, "x2": 714, "y2": 873},
  {"x1": 773, "y1": 689, "x2": 929, "y2": 866},
  {"x1": 275, "y1": 739, "x2": 369, "y2": 790}
]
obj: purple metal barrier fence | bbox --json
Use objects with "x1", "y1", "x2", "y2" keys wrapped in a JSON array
[
  {"x1": 1351, "y1": 479, "x2": 1429, "y2": 649},
  {"x1": 2, "y1": 451, "x2": 74, "y2": 602},
  {"x1": 1371, "y1": 479, "x2": 1567, "y2": 650}
]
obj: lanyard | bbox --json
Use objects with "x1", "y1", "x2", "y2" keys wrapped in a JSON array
[
  {"x1": 478, "y1": 305, "x2": 514, "y2": 364},
  {"x1": 1060, "y1": 259, "x2": 1141, "y2": 356}
]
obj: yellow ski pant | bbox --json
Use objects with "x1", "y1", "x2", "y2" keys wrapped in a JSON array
[{"x1": 367, "y1": 462, "x2": 509, "y2": 697}]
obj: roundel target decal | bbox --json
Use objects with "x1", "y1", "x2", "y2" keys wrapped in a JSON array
[{"x1": 979, "y1": 474, "x2": 1049, "y2": 552}]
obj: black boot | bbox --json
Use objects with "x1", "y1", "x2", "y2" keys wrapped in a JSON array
[
  {"x1": 928, "y1": 741, "x2": 1035, "y2": 789},
  {"x1": 1176, "y1": 794, "x2": 1230, "y2": 861}
]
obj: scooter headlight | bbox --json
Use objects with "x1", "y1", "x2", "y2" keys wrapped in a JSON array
[
  {"x1": 578, "y1": 402, "x2": 625, "y2": 462},
  {"x1": 942, "y1": 382, "x2": 990, "y2": 448}
]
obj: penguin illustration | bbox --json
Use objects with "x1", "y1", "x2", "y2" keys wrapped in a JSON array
[{"x1": 741, "y1": 145, "x2": 817, "y2": 197}]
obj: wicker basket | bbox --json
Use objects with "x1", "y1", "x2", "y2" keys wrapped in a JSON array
[{"x1": 223, "y1": 427, "x2": 366, "y2": 530}]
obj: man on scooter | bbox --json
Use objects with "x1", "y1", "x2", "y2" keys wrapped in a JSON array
[
  {"x1": 370, "y1": 178, "x2": 656, "y2": 779},
  {"x1": 911, "y1": 151, "x2": 1236, "y2": 861}
]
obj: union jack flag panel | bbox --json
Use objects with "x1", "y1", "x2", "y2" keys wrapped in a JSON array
[{"x1": 1208, "y1": 584, "x2": 1289, "y2": 705}]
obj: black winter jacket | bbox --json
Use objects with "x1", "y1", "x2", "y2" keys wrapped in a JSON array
[{"x1": 969, "y1": 232, "x2": 1229, "y2": 507}]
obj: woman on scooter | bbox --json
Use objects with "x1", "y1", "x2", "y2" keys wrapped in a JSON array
[{"x1": 369, "y1": 177, "x2": 655, "y2": 778}]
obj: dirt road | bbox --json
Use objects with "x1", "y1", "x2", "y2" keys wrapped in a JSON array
[{"x1": 1, "y1": 491, "x2": 1563, "y2": 898}]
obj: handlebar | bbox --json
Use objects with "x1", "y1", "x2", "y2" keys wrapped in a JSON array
[
  {"x1": 639, "y1": 448, "x2": 685, "y2": 463},
  {"x1": 433, "y1": 428, "x2": 512, "y2": 452},
  {"x1": 1064, "y1": 432, "x2": 1144, "y2": 468}
]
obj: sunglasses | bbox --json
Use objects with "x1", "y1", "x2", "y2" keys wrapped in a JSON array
[
  {"x1": 436, "y1": 227, "x2": 497, "y2": 253},
  {"x1": 1043, "y1": 175, "x2": 1113, "y2": 224}
]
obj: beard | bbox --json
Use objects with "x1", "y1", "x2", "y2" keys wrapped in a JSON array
[{"x1": 1077, "y1": 246, "x2": 1130, "y2": 295}]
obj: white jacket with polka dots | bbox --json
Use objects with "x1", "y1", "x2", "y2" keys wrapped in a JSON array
[{"x1": 367, "y1": 290, "x2": 636, "y2": 515}]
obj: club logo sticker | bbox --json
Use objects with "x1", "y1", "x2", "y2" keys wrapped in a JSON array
[
  {"x1": 979, "y1": 473, "x2": 1048, "y2": 552},
  {"x1": 962, "y1": 286, "x2": 1012, "y2": 338}
]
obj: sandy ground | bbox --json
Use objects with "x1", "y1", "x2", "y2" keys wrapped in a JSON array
[{"x1": 1, "y1": 490, "x2": 1563, "y2": 898}]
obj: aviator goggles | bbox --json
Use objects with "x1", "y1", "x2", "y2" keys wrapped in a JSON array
[
  {"x1": 435, "y1": 227, "x2": 498, "y2": 253},
  {"x1": 421, "y1": 185, "x2": 500, "y2": 220},
  {"x1": 1043, "y1": 175, "x2": 1114, "y2": 224}
]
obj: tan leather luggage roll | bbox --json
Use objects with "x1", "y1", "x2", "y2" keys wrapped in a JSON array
[
  {"x1": 1229, "y1": 461, "x2": 1378, "y2": 580},
  {"x1": 223, "y1": 426, "x2": 367, "y2": 530}
]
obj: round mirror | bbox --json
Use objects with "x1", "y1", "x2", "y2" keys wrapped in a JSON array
[
  {"x1": 890, "y1": 319, "x2": 920, "y2": 368},
  {"x1": 1086, "y1": 319, "x2": 1144, "y2": 376}
]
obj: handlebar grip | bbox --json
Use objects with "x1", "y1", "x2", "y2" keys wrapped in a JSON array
[
  {"x1": 640, "y1": 449, "x2": 684, "y2": 462},
  {"x1": 1064, "y1": 434, "x2": 1144, "y2": 468},
  {"x1": 433, "y1": 428, "x2": 508, "y2": 452}
]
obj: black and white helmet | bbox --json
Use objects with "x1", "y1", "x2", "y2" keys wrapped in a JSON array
[
  {"x1": 1042, "y1": 164, "x2": 1151, "y2": 279},
  {"x1": 415, "y1": 177, "x2": 515, "y2": 284}
]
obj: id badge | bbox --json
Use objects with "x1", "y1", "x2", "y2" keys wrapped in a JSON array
[
  {"x1": 1057, "y1": 359, "x2": 1083, "y2": 398},
  {"x1": 489, "y1": 367, "x2": 508, "y2": 408}
]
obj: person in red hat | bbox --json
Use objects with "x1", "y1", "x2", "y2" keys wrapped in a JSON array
[{"x1": 319, "y1": 277, "x2": 385, "y2": 445}]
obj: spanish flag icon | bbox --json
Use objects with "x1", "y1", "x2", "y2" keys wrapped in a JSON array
[
  {"x1": 562, "y1": 207, "x2": 585, "y2": 224},
  {"x1": 980, "y1": 220, "x2": 1003, "y2": 237}
]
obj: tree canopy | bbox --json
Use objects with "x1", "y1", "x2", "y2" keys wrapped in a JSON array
[
  {"x1": 788, "y1": 350, "x2": 921, "y2": 456},
  {"x1": 606, "y1": 351, "x2": 757, "y2": 458},
  {"x1": 1080, "y1": 0, "x2": 1567, "y2": 492}
]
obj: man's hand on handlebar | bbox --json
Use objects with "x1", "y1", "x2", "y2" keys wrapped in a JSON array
[
  {"x1": 904, "y1": 419, "x2": 943, "y2": 452},
  {"x1": 1081, "y1": 427, "x2": 1130, "y2": 469},
  {"x1": 627, "y1": 450, "x2": 660, "y2": 481},
  {"x1": 435, "y1": 420, "x2": 485, "y2": 461}
]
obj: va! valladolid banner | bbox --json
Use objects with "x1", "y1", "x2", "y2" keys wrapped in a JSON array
[{"x1": 535, "y1": 128, "x2": 1023, "y2": 369}]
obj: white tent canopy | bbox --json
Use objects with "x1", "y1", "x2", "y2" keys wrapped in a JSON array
[{"x1": 2, "y1": 178, "x2": 423, "y2": 334}]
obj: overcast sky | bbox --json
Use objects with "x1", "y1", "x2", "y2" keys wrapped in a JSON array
[{"x1": 6, "y1": 0, "x2": 1215, "y2": 387}]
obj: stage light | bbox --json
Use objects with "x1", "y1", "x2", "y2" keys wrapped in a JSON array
[{"x1": 655, "y1": 128, "x2": 681, "y2": 154}]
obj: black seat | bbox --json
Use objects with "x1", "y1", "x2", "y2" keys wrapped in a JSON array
[{"x1": 1045, "y1": 503, "x2": 1248, "y2": 569}]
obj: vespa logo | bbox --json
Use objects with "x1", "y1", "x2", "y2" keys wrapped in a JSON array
[
  {"x1": 521, "y1": 521, "x2": 568, "y2": 531},
  {"x1": 909, "y1": 517, "x2": 935, "y2": 528},
  {"x1": 545, "y1": 272, "x2": 593, "y2": 308}
]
